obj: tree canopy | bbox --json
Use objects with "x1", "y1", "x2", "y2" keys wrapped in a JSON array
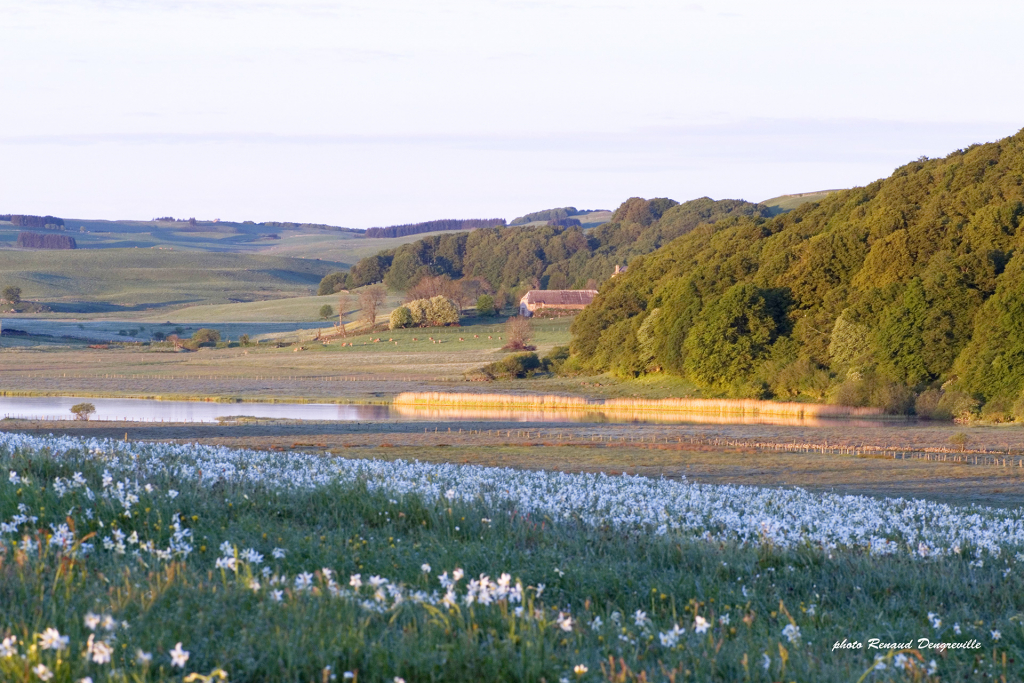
[
  {"x1": 338, "y1": 197, "x2": 768, "y2": 298},
  {"x1": 568, "y1": 128, "x2": 1024, "y2": 419}
]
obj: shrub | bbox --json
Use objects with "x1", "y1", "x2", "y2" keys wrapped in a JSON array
[
  {"x1": 402, "y1": 297, "x2": 460, "y2": 327},
  {"x1": 191, "y1": 328, "x2": 221, "y2": 345},
  {"x1": 2, "y1": 286, "x2": 21, "y2": 305},
  {"x1": 830, "y1": 371, "x2": 915, "y2": 415},
  {"x1": 319, "y1": 304, "x2": 334, "y2": 320},
  {"x1": 389, "y1": 306, "x2": 414, "y2": 330},
  {"x1": 914, "y1": 388, "x2": 946, "y2": 419},
  {"x1": 239, "y1": 334, "x2": 251, "y2": 346},
  {"x1": 502, "y1": 317, "x2": 535, "y2": 351},
  {"x1": 476, "y1": 294, "x2": 496, "y2": 317},
  {"x1": 317, "y1": 271, "x2": 348, "y2": 295},
  {"x1": 70, "y1": 402, "x2": 95, "y2": 421},
  {"x1": 542, "y1": 345, "x2": 571, "y2": 373},
  {"x1": 427, "y1": 296, "x2": 460, "y2": 326},
  {"x1": 480, "y1": 352, "x2": 541, "y2": 379}
]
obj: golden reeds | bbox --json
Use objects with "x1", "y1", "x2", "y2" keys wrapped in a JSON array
[{"x1": 391, "y1": 392, "x2": 885, "y2": 419}]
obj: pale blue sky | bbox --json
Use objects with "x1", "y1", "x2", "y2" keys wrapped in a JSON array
[{"x1": 1, "y1": 0, "x2": 1020, "y2": 227}]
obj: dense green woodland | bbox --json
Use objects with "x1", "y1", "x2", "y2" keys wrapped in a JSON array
[
  {"x1": 570, "y1": 128, "x2": 1024, "y2": 420},
  {"x1": 329, "y1": 197, "x2": 768, "y2": 296}
]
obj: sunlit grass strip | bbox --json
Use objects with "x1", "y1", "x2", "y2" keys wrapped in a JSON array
[{"x1": 393, "y1": 392, "x2": 885, "y2": 419}]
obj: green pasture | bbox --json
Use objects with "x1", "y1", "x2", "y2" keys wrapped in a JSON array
[
  {"x1": 759, "y1": 190, "x2": 840, "y2": 215},
  {"x1": 1, "y1": 441, "x2": 1020, "y2": 682},
  {"x1": 0, "y1": 249, "x2": 341, "y2": 315}
]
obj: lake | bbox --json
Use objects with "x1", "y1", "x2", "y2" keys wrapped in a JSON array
[{"x1": 0, "y1": 395, "x2": 885, "y2": 426}]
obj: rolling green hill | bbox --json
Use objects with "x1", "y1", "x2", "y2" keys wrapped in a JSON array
[
  {"x1": 138, "y1": 291, "x2": 406, "y2": 324},
  {"x1": 570, "y1": 128, "x2": 1024, "y2": 420},
  {"x1": 0, "y1": 249, "x2": 342, "y2": 315}
]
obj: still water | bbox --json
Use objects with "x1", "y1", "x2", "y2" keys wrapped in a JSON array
[
  {"x1": 0, "y1": 395, "x2": 884, "y2": 426},
  {"x1": 0, "y1": 396, "x2": 391, "y2": 423}
]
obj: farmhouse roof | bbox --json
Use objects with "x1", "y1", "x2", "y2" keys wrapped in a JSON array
[{"x1": 521, "y1": 290, "x2": 598, "y2": 306}]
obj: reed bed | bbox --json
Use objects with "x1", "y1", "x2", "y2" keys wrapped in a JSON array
[
  {"x1": 393, "y1": 392, "x2": 886, "y2": 419},
  {"x1": 393, "y1": 391, "x2": 599, "y2": 409}
]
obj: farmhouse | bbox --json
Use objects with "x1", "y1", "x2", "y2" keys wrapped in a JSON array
[{"x1": 519, "y1": 289, "x2": 598, "y2": 317}]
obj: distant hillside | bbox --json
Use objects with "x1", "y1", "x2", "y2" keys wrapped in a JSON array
[
  {"x1": 510, "y1": 207, "x2": 612, "y2": 228},
  {"x1": 570, "y1": 128, "x2": 1024, "y2": 420},
  {"x1": 761, "y1": 190, "x2": 843, "y2": 216},
  {"x1": 365, "y1": 218, "x2": 505, "y2": 239},
  {"x1": 0, "y1": 249, "x2": 341, "y2": 314},
  {"x1": 2, "y1": 214, "x2": 66, "y2": 228},
  {"x1": 336, "y1": 197, "x2": 769, "y2": 294}
]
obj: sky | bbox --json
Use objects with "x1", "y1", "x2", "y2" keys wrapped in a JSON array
[{"x1": 1, "y1": 0, "x2": 1022, "y2": 228}]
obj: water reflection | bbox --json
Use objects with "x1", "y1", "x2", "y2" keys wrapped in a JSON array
[
  {"x1": 389, "y1": 404, "x2": 886, "y2": 426},
  {"x1": 0, "y1": 396, "x2": 894, "y2": 427},
  {"x1": 0, "y1": 396, "x2": 390, "y2": 423}
]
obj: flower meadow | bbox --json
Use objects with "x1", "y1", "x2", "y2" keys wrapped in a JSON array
[{"x1": 1, "y1": 432, "x2": 1022, "y2": 681}]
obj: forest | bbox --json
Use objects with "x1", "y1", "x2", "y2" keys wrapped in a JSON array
[
  {"x1": 15, "y1": 232, "x2": 77, "y2": 249},
  {"x1": 569, "y1": 128, "x2": 1024, "y2": 420},
  {"x1": 333, "y1": 197, "x2": 768, "y2": 295},
  {"x1": 365, "y1": 218, "x2": 505, "y2": 238}
]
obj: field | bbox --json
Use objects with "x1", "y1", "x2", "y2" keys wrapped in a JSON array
[
  {"x1": 0, "y1": 219, "x2": 442, "y2": 260},
  {"x1": 760, "y1": 190, "x2": 841, "y2": 215},
  {"x1": 0, "y1": 249, "x2": 341, "y2": 315},
  {"x1": 260, "y1": 229, "x2": 480, "y2": 263},
  {"x1": 2, "y1": 432, "x2": 1022, "y2": 682},
  {"x1": 515, "y1": 211, "x2": 612, "y2": 229},
  {"x1": 0, "y1": 317, "x2": 575, "y2": 401},
  {"x1": 0, "y1": 219, "x2": 461, "y2": 317}
]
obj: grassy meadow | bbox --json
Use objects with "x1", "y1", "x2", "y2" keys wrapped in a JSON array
[
  {"x1": 759, "y1": 190, "x2": 840, "y2": 215},
  {"x1": 0, "y1": 250, "x2": 340, "y2": 315},
  {"x1": 0, "y1": 219, "x2": 457, "y2": 318},
  {"x1": 2, "y1": 433, "x2": 1022, "y2": 682},
  {"x1": 0, "y1": 316, "x2": 575, "y2": 401}
]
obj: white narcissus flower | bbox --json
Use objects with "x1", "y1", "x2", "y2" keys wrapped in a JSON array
[
  {"x1": 0, "y1": 635, "x2": 17, "y2": 657},
  {"x1": 38, "y1": 628, "x2": 69, "y2": 651},
  {"x1": 556, "y1": 612, "x2": 574, "y2": 632},
  {"x1": 169, "y1": 642, "x2": 189, "y2": 668},
  {"x1": 693, "y1": 616, "x2": 710, "y2": 634},
  {"x1": 32, "y1": 664, "x2": 54, "y2": 681},
  {"x1": 86, "y1": 635, "x2": 113, "y2": 664}
]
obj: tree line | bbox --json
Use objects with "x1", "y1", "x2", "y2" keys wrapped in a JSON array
[
  {"x1": 365, "y1": 218, "x2": 505, "y2": 239},
  {"x1": 4, "y1": 215, "x2": 65, "y2": 228},
  {"x1": 510, "y1": 207, "x2": 582, "y2": 225},
  {"x1": 16, "y1": 232, "x2": 77, "y2": 249},
  {"x1": 568, "y1": 127, "x2": 1024, "y2": 421}
]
